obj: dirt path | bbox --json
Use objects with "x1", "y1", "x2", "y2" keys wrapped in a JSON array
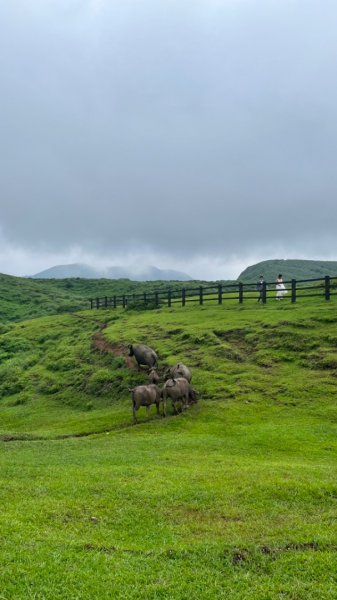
[{"x1": 91, "y1": 322, "x2": 135, "y2": 369}]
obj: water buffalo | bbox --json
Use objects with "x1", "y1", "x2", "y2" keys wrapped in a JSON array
[
  {"x1": 162, "y1": 377, "x2": 198, "y2": 415},
  {"x1": 169, "y1": 362, "x2": 192, "y2": 383},
  {"x1": 128, "y1": 344, "x2": 158, "y2": 369},
  {"x1": 130, "y1": 384, "x2": 162, "y2": 423},
  {"x1": 148, "y1": 367, "x2": 160, "y2": 384}
]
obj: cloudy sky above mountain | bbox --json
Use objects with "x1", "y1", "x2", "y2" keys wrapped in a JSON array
[{"x1": 1, "y1": 0, "x2": 337, "y2": 280}]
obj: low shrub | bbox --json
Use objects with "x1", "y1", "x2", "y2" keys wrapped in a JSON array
[
  {"x1": 86, "y1": 368, "x2": 116, "y2": 395},
  {"x1": 0, "y1": 335, "x2": 33, "y2": 356},
  {"x1": 125, "y1": 301, "x2": 162, "y2": 312}
]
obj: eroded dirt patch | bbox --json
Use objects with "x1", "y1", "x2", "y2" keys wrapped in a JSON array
[
  {"x1": 91, "y1": 323, "x2": 135, "y2": 369},
  {"x1": 224, "y1": 541, "x2": 337, "y2": 566}
]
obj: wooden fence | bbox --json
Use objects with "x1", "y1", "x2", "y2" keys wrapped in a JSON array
[{"x1": 89, "y1": 276, "x2": 337, "y2": 310}]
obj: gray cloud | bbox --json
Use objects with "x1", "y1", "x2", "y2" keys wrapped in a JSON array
[{"x1": 1, "y1": 0, "x2": 337, "y2": 277}]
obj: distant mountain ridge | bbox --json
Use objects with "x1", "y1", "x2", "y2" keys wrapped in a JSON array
[
  {"x1": 238, "y1": 259, "x2": 337, "y2": 282},
  {"x1": 31, "y1": 263, "x2": 192, "y2": 281}
]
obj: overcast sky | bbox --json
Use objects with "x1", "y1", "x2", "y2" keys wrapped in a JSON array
[{"x1": 1, "y1": 0, "x2": 337, "y2": 280}]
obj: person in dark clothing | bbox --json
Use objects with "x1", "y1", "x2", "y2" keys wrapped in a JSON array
[{"x1": 256, "y1": 275, "x2": 264, "y2": 302}]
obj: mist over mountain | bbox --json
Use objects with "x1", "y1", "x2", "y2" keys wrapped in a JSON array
[{"x1": 31, "y1": 263, "x2": 192, "y2": 281}]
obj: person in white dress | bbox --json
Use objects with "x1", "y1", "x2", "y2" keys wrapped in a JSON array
[{"x1": 275, "y1": 274, "x2": 287, "y2": 300}]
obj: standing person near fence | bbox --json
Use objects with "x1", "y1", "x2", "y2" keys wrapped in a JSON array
[
  {"x1": 256, "y1": 275, "x2": 264, "y2": 302},
  {"x1": 275, "y1": 274, "x2": 287, "y2": 300}
]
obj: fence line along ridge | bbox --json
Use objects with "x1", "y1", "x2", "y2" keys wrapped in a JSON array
[{"x1": 90, "y1": 275, "x2": 336, "y2": 309}]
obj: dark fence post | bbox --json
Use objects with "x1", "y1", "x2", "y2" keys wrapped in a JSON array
[
  {"x1": 182, "y1": 288, "x2": 186, "y2": 307},
  {"x1": 199, "y1": 286, "x2": 203, "y2": 305},
  {"x1": 218, "y1": 284, "x2": 222, "y2": 305},
  {"x1": 325, "y1": 275, "x2": 331, "y2": 301},
  {"x1": 143, "y1": 292, "x2": 147, "y2": 304},
  {"x1": 168, "y1": 290, "x2": 172, "y2": 307},
  {"x1": 262, "y1": 281, "x2": 267, "y2": 304},
  {"x1": 113, "y1": 295, "x2": 117, "y2": 308},
  {"x1": 239, "y1": 282, "x2": 243, "y2": 304},
  {"x1": 90, "y1": 298, "x2": 93, "y2": 310},
  {"x1": 104, "y1": 296, "x2": 108, "y2": 308},
  {"x1": 122, "y1": 295, "x2": 126, "y2": 308},
  {"x1": 291, "y1": 279, "x2": 296, "y2": 303},
  {"x1": 155, "y1": 292, "x2": 159, "y2": 307}
]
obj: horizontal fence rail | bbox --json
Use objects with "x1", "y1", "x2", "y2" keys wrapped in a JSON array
[{"x1": 90, "y1": 276, "x2": 337, "y2": 310}]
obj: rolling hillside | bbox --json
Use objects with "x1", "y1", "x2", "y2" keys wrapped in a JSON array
[
  {"x1": 238, "y1": 259, "x2": 337, "y2": 282},
  {"x1": 0, "y1": 273, "x2": 222, "y2": 322},
  {"x1": 1, "y1": 296, "x2": 337, "y2": 598}
]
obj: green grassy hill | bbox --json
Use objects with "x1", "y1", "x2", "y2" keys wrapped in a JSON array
[
  {"x1": 238, "y1": 258, "x2": 337, "y2": 282},
  {"x1": 0, "y1": 273, "x2": 224, "y2": 323},
  {"x1": 1, "y1": 295, "x2": 337, "y2": 598}
]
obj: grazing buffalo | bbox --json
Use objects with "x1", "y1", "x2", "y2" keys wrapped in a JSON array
[
  {"x1": 148, "y1": 367, "x2": 160, "y2": 384},
  {"x1": 128, "y1": 344, "x2": 158, "y2": 369},
  {"x1": 162, "y1": 377, "x2": 198, "y2": 415},
  {"x1": 130, "y1": 384, "x2": 162, "y2": 423},
  {"x1": 169, "y1": 362, "x2": 192, "y2": 383}
]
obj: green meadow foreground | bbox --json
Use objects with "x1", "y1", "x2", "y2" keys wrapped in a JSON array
[{"x1": 1, "y1": 299, "x2": 337, "y2": 598}]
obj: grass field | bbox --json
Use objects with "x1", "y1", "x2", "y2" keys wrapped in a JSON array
[
  {"x1": 1, "y1": 298, "x2": 337, "y2": 598},
  {"x1": 0, "y1": 272, "x2": 219, "y2": 322}
]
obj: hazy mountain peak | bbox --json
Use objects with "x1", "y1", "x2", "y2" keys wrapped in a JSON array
[{"x1": 31, "y1": 263, "x2": 192, "y2": 281}]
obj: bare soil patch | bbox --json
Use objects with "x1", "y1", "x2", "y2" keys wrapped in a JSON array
[{"x1": 91, "y1": 323, "x2": 135, "y2": 369}]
